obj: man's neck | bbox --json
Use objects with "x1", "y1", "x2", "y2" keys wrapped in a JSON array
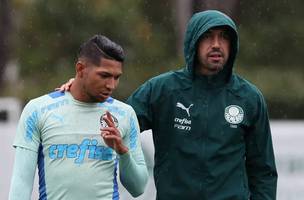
[{"x1": 69, "y1": 81, "x2": 88, "y2": 102}]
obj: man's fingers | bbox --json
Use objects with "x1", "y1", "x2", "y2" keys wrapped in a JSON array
[
  {"x1": 54, "y1": 77, "x2": 75, "y2": 92},
  {"x1": 103, "y1": 111, "x2": 115, "y2": 127},
  {"x1": 101, "y1": 130, "x2": 120, "y2": 141},
  {"x1": 106, "y1": 111, "x2": 114, "y2": 124},
  {"x1": 101, "y1": 127, "x2": 119, "y2": 136},
  {"x1": 103, "y1": 117, "x2": 114, "y2": 128},
  {"x1": 101, "y1": 130, "x2": 114, "y2": 138},
  {"x1": 65, "y1": 78, "x2": 74, "y2": 91},
  {"x1": 54, "y1": 85, "x2": 65, "y2": 92},
  {"x1": 68, "y1": 78, "x2": 75, "y2": 84},
  {"x1": 102, "y1": 134, "x2": 120, "y2": 140}
]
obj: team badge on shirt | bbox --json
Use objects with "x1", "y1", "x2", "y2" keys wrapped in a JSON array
[
  {"x1": 100, "y1": 113, "x2": 119, "y2": 128},
  {"x1": 224, "y1": 105, "x2": 244, "y2": 125}
]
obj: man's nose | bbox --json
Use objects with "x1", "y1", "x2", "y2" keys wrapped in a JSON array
[
  {"x1": 211, "y1": 36, "x2": 221, "y2": 48},
  {"x1": 106, "y1": 78, "x2": 116, "y2": 90}
]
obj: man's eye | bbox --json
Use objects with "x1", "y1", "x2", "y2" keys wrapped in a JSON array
[
  {"x1": 202, "y1": 33, "x2": 211, "y2": 39},
  {"x1": 100, "y1": 74, "x2": 110, "y2": 78},
  {"x1": 221, "y1": 32, "x2": 230, "y2": 40}
]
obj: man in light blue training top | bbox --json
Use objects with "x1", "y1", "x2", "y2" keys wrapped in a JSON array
[{"x1": 9, "y1": 34, "x2": 148, "y2": 200}]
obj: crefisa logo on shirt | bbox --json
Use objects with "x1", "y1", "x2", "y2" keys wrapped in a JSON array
[
  {"x1": 100, "y1": 113, "x2": 119, "y2": 128},
  {"x1": 49, "y1": 139, "x2": 113, "y2": 164},
  {"x1": 174, "y1": 102, "x2": 193, "y2": 132},
  {"x1": 224, "y1": 105, "x2": 244, "y2": 128}
]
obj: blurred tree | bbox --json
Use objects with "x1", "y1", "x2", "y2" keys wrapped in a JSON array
[
  {"x1": 11, "y1": 0, "x2": 178, "y2": 101},
  {"x1": 193, "y1": 0, "x2": 240, "y2": 22},
  {"x1": 236, "y1": 0, "x2": 304, "y2": 118},
  {"x1": 175, "y1": 0, "x2": 193, "y2": 56},
  {"x1": 174, "y1": 0, "x2": 241, "y2": 59},
  {"x1": 6, "y1": 0, "x2": 304, "y2": 118},
  {"x1": 0, "y1": 0, "x2": 12, "y2": 94},
  {"x1": 238, "y1": 0, "x2": 304, "y2": 68}
]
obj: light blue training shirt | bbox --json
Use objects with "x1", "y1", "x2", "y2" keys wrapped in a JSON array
[{"x1": 12, "y1": 91, "x2": 147, "y2": 200}]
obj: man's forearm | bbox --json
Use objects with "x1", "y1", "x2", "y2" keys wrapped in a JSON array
[
  {"x1": 9, "y1": 147, "x2": 38, "y2": 200},
  {"x1": 119, "y1": 151, "x2": 148, "y2": 197}
]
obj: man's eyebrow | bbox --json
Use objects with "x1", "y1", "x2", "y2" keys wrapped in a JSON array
[{"x1": 98, "y1": 71, "x2": 122, "y2": 76}]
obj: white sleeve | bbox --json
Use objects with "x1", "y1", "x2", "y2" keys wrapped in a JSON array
[
  {"x1": 13, "y1": 100, "x2": 41, "y2": 152},
  {"x1": 119, "y1": 108, "x2": 148, "y2": 197},
  {"x1": 9, "y1": 147, "x2": 38, "y2": 200}
]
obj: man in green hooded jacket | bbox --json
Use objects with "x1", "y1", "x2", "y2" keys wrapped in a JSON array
[
  {"x1": 127, "y1": 10, "x2": 277, "y2": 199},
  {"x1": 58, "y1": 10, "x2": 277, "y2": 200}
]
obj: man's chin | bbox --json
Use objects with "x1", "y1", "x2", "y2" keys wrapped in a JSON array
[
  {"x1": 98, "y1": 95, "x2": 110, "y2": 102},
  {"x1": 208, "y1": 65, "x2": 223, "y2": 74},
  {"x1": 87, "y1": 95, "x2": 109, "y2": 103}
]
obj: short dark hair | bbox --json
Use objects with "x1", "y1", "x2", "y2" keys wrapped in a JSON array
[{"x1": 78, "y1": 35, "x2": 125, "y2": 65}]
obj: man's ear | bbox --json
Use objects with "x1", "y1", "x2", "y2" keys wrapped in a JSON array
[{"x1": 76, "y1": 61, "x2": 86, "y2": 78}]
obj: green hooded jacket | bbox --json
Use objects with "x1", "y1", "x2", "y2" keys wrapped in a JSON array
[{"x1": 127, "y1": 10, "x2": 277, "y2": 200}]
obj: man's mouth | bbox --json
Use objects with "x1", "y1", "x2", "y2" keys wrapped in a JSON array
[
  {"x1": 100, "y1": 92, "x2": 111, "y2": 98},
  {"x1": 208, "y1": 52, "x2": 223, "y2": 62}
]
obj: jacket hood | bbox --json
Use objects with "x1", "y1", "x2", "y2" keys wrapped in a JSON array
[{"x1": 183, "y1": 10, "x2": 239, "y2": 82}]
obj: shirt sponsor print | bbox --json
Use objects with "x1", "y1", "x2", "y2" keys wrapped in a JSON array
[
  {"x1": 174, "y1": 102, "x2": 193, "y2": 132},
  {"x1": 48, "y1": 139, "x2": 113, "y2": 164}
]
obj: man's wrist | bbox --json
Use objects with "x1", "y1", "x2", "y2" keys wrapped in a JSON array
[{"x1": 116, "y1": 146, "x2": 129, "y2": 155}]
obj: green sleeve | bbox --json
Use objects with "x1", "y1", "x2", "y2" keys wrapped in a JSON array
[
  {"x1": 245, "y1": 94, "x2": 278, "y2": 199},
  {"x1": 126, "y1": 81, "x2": 153, "y2": 132},
  {"x1": 9, "y1": 147, "x2": 38, "y2": 200}
]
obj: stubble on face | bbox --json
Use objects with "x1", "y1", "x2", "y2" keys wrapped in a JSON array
[
  {"x1": 84, "y1": 58, "x2": 122, "y2": 103},
  {"x1": 195, "y1": 28, "x2": 231, "y2": 76},
  {"x1": 72, "y1": 58, "x2": 122, "y2": 103}
]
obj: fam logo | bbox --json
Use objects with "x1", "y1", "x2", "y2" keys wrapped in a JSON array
[
  {"x1": 224, "y1": 105, "x2": 244, "y2": 126},
  {"x1": 174, "y1": 102, "x2": 193, "y2": 132},
  {"x1": 100, "y1": 113, "x2": 119, "y2": 128}
]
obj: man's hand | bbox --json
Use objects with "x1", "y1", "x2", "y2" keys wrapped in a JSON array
[
  {"x1": 55, "y1": 78, "x2": 75, "y2": 92},
  {"x1": 101, "y1": 111, "x2": 128, "y2": 155}
]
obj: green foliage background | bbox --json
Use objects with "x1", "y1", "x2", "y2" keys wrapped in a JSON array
[
  {"x1": 4, "y1": 0, "x2": 304, "y2": 118},
  {"x1": 236, "y1": 0, "x2": 304, "y2": 118}
]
